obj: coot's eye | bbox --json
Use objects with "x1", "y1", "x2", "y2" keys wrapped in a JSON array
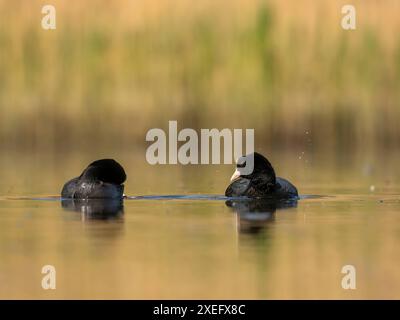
[{"x1": 237, "y1": 161, "x2": 246, "y2": 168}]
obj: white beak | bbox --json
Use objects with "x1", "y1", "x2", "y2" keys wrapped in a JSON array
[{"x1": 230, "y1": 169, "x2": 241, "y2": 182}]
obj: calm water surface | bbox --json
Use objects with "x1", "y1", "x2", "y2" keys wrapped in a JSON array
[{"x1": 0, "y1": 150, "x2": 400, "y2": 299}]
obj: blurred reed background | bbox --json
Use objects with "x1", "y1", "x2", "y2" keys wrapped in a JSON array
[{"x1": 0, "y1": 0, "x2": 399, "y2": 153}]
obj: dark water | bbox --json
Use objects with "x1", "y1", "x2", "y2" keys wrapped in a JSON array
[{"x1": 0, "y1": 150, "x2": 400, "y2": 299}]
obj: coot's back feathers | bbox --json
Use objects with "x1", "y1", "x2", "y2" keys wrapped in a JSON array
[{"x1": 274, "y1": 177, "x2": 298, "y2": 198}]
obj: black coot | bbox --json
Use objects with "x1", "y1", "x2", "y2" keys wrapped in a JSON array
[
  {"x1": 61, "y1": 159, "x2": 126, "y2": 199},
  {"x1": 225, "y1": 152, "x2": 298, "y2": 199}
]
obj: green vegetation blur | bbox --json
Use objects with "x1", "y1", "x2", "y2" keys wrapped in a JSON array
[{"x1": 0, "y1": 0, "x2": 399, "y2": 152}]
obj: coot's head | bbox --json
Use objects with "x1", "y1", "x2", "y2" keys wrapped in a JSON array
[
  {"x1": 230, "y1": 152, "x2": 276, "y2": 183},
  {"x1": 80, "y1": 159, "x2": 126, "y2": 184}
]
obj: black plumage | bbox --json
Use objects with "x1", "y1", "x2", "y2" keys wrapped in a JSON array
[{"x1": 61, "y1": 159, "x2": 126, "y2": 199}]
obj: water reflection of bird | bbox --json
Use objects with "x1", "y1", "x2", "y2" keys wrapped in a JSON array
[
  {"x1": 61, "y1": 198, "x2": 124, "y2": 220},
  {"x1": 61, "y1": 159, "x2": 126, "y2": 199},
  {"x1": 225, "y1": 152, "x2": 298, "y2": 199},
  {"x1": 226, "y1": 198, "x2": 297, "y2": 234}
]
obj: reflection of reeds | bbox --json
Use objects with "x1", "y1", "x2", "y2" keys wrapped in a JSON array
[{"x1": 0, "y1": 0, "x2": 399, "y2": 151}]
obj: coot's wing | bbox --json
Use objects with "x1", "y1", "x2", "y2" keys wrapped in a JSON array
[
  {"x1": 275, "y1": 177, "x2": 298, "y2": 198},
  {"x1": 225, "y1": 178, "x2": 251, "y2": 197}
]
